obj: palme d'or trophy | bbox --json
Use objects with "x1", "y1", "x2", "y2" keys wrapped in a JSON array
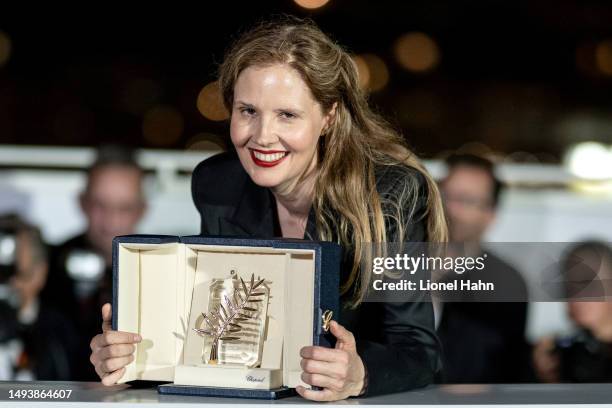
[{"x1": 193, "y1": 272, "x2": 269, "y2": 368}]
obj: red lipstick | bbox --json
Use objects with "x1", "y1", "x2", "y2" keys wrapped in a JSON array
[{"x1": 249, "y1": 149, "x2": 289, "y2": 168}]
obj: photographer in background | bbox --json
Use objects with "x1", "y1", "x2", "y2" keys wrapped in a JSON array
[
  {"x1": 436, "y1": 153, "x2": 530, "y2": 383},
  {"x1": 42, "y1": 146, "x2": 146, "y2": 380},
  {"x1": 533, "y1": 240, "x2": 612, "y2": 383},
  {"x1": 0, "y1": 214, "x2": 76, "y2": 380}
]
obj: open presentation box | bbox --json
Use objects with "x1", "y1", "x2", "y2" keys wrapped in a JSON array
[{"x1": 111, "y1": 235, "x2": 340, "y2": 399}]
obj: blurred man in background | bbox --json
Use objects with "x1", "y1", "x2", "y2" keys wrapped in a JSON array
[
  {"x1": 533, "y1": 240, "x2": 612, "y2": 383},
  {"x1": 0, "y1": 215, "x2": 76, "y2": 380},
  {"x1": 436, "y1": 153, "x2": 530, "y2": 383},
  {"x1": 42, "y1": 146, "x2": 146, "y2": 380}
]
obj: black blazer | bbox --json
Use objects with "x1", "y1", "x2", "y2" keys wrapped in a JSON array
[{"x1": 191, "y1": 151, "x2": 441, "y2": 397}]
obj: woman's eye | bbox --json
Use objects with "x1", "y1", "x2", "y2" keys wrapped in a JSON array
[
  {"x1": 279, "y1": 111, "x2": 296, "y2": 119},
  {"x1": 240, "y1": 107, "x2": 256, "y2": 116}
]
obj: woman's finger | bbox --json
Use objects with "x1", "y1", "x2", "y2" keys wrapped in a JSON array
[
  {"x1": 329, "y1": 321, "x2": 356, "y2": 352},
  {"x1": 98, "y1": 343, "x2": 136, "y2": 361},
  {"x1": 101, "y1": 354, "x2": 135, "y2": 373},
  {"x1": 301, "y1": 372, "x2": 343, "y2": 392},
  {"x1": 95, "y1": 331, "x2": 141, "y2": 348},
  {"x1": 101, "y1": 303, "x2": 113, "y2": 332},
  {"x1": 300, "y1": 358, "x2": 346, "y2": 379},
  {"x1": 295, "y1": 385, "x2": 337, "y2": 402},
  {"x1": 101, "y1": 368, "x2": 126, "y2": 386},
  {"x1": 94, "y1": 361, "x2": 106, "y2": 380},
  {"x1": 300, "y1": 346, "x2": 347, "y2": 363}
]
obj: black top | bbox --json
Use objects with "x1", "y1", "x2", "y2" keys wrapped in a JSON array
[{"x1": 191, "y1": 151, "x2": 441, "y2": 397}]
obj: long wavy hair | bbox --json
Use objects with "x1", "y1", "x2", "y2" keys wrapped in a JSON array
[{"x1": 218, "y1": 17, "x2": 448, "y2": 307}]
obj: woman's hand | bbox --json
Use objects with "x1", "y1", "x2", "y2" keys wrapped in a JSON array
[
  {"x1": 297, "y1": 320, "x2": 366, "y2": 401},
  {"x1": 89, "y1": 303, "x2": 142, "y2": 385},
  {"x1": 532, "y1": 336, "x2": 560, "y2": 383}
]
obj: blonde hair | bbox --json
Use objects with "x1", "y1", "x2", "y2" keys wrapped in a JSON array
[{"x1": 219, "y1": 17, "x2": 447, "y2": 307}]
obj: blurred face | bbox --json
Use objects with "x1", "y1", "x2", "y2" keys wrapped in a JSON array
[
  {"x1": 567, "y1": 253, "x2": 612, "y2": 330},
  {"x1": 11, "y1": 232, "x2": 47, "y2": 310},
  {"x1": 230, "y1": 64, "x2": 333, "y2": 194},
  {"x1": 440, "y1": 165, "x2": 495, "y2": 243},
  {"x1": 80, "y1": 165, "x2": 145, "y2": 261},
  {"x1": 568, "y1": 302, "x2": 612, "y2": 331}
]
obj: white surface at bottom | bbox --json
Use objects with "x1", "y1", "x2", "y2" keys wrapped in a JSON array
[{"x1": 2, "y1": 382, "x2": 612, "y2": 407}]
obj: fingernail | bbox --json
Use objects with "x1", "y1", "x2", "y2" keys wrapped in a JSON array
[{"x1": 134, "y1": 335, "x2": 142, "y2": 342}]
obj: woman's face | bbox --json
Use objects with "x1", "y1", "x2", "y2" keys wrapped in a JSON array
[{"x1": 230, "y1": 64, "x2": 333, "y2": 192}]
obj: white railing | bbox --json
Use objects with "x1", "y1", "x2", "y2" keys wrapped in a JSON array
[{"x1": 0, "y1": 144, "x2": 585, "y2": 186}]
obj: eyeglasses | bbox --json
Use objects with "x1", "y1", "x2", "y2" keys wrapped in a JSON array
[{"x1": 441, "y1": 191, "x2": 493, "y2": 211}]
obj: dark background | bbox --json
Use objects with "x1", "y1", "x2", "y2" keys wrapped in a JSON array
[{"x1": 1, "y1": 0, "x2": 611, "y2": 160}]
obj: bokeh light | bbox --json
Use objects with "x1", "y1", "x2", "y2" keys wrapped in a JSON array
[
  {"x1": 294, "y1": 0, "x2": 330, "y2": 10},
  {"x1": 197, "y1": 81, "x2": 229, "y2": 121},
  {"x1": 351, "y1": 54, "x2": 389, "y2": 92},
  {"x1": 564, "y1": 142, "x2": 612, "y2": 180},
  {"x1": 595, "y1": 40, "x2": 612, "y2": 76},
  {"x1": 394, "y1": 32, "x2": 440, "y2": 73},
  {"x1": 142, "y1": 105, "x2": 184, "y2": 146},
  {"x1": 576, "y1": 40, "x2": 612, "y2": 77},
  {"x1": 351, "y1": 55, "x2": 370, "y2": 90},
  {"x1": 0, "y1": 31, "x2": 12, "y2": 67}
]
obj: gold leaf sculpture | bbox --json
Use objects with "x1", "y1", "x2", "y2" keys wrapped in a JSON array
[{"x1": 193, "y1": 273, "x2": 267, "y2": 365}]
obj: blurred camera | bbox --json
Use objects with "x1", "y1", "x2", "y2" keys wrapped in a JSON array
[
  {"x1": 0, "y1": 228, "x2": 19, "y2": 344},
  {"x1": 555, "y1": 331, "x2": 612, "y2": 382},
  {"x1": 0, "y1": 230, "x2": 17, "y2": 285},
  {"x1": 65, "y1": 249, "x2": 105, "y2": 299}
]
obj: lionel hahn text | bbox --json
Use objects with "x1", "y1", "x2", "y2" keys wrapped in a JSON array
[{"x1": 372, "y1": 279, "x2": 495, "y2": 292}]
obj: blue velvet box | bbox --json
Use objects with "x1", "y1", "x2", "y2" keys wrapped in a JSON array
[{"x1": 112, "y1": 234, "x2": 340, "y2": 399}]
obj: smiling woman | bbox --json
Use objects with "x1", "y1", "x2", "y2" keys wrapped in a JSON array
[
  {"x1": 230, "y1": 63, "x2": 326, "y2": 182},
  {"x1": 89, "y1": 16, "x2": 448, "y2": 401},
  {"x1": 229, "y1": 63, "x2": 332, "y2": 224}
]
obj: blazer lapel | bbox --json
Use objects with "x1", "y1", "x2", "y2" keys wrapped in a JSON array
[
  {"x1": 304, "y1": 206, "x2": 317, "y2": 240},
  {"x1": 218, "y1": 174, "x2": 320, "y2": 240},
  {"x1": 220, "y1": 177, "x2": 278, "y2": 238}
]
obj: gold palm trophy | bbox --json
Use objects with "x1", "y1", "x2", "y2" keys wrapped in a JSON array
[{"x1": 192, "y1": 272, "x2": 269, "y2": 367}]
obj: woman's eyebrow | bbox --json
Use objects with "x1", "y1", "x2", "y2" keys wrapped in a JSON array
[
  {"x1": 235, "y1": 100, "x2": 305, "y2": 115},
  {"x1": 235, "y1": 100, "x2": 255, "y2": 108},
  {"x1": 274, "y1": 107, "x2": 305, "y2": 115}
]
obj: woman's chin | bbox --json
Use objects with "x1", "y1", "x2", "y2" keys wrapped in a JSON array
[{"x1": 246, "y1": 170, "x2": 284, "y2": 189}]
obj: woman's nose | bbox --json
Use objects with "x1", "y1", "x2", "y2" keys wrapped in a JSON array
[{"x1": 252, "y1": 116, "x2": 278, "y2": 146}]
